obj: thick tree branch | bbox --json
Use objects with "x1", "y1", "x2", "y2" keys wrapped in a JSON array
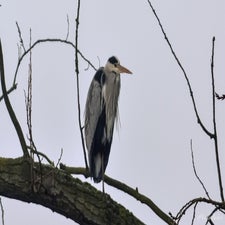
[
  {"x1": 0, "y1": 157, "x2": 144, "y2": 225},
  {"x1": 60, "y1": 164, "x2": 177, "y2": 225}
]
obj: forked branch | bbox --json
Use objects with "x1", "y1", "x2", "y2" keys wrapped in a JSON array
[
  {"x1": 146, "y1": 0, "x2": 224, "y2": 222},
  {"x1": 146, "y1": 0, "x2": 214, "y2": 139}
]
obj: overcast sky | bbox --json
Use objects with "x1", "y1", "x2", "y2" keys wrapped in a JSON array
[{"x1": 1, "y1": 1, "x2": 225, "y2": 224}]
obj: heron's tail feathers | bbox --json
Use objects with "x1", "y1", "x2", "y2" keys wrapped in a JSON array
[{"x1": 90, "y1": 153, "x2": 104, "y2": 183}]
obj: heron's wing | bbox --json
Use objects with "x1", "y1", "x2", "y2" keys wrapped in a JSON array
[{"x1": 84, "y1": 68, "x2": 105, "y2": 154}]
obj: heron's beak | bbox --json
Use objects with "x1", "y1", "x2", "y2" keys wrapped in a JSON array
[{"x1": 118, "y1": 64, "x2": 132, "y2": 74}]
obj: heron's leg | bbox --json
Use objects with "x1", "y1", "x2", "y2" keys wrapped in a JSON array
[
  {"x1": 101, "y1": 153, "x2": 105, "y2": 193},
  {"x1": 102, "y1": 179, "x2": 105, "y2": 193}
]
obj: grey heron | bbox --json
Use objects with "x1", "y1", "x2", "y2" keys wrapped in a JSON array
[{"x1": 84, "y1": 56, "x2": 132, "y2": 183}]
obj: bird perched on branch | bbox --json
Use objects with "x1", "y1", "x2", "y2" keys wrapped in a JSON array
[{"x1": 84, "y1": 56, "x2": 132, "y2": 184}]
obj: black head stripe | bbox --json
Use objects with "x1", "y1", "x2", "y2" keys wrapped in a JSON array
[{"x1": 108, "y1": 56, "x2": 118, "y2": 65}]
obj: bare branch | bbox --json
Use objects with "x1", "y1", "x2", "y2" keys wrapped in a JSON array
[
  {"x1": 65, "y1": 14, "x2": 70, "y2": 41},
  {"x1": 206, "y1": 207, "x2": 219, "y2": 225},
  {"x1": 27, "y1": 147, "x2": 53, "y2": 165},
  {"x1": 206, "y1": 218, "x2": 215, "y2": 225},
  {"x1": 60, "y1": 164, "x2": 177, "y2": 225},
  {"x1": 74, "y1": 0, "x2": 89, "y2": 170},
  {"x1": 215, "y1": 92, "x2": 225, "y2": 100},
  {"x1": 16, "y1": 21, "x2": 26, "y2": 52},
  {"x1": 0, "y1": 197, "x2": 4, "y2": 225},
  {"x1": 190, "y1": 140, "x2": 211, "y2": 199},
  {"x1": 0, "y1": 40, "x2": 29, "y2": 157},
  {"x1": 146, "y1": 0, "x2": 214, "y2": 139},
  {"x1": 191, "y1": 202, "x2": 198, "y2": 225},
  {"x1": 55, "y1": 148, "x2": 63, "y2": 168},
  {"x1": 210, "y1": 37, "x2": 224, "y2": 202},
  {"x1": 0, "y1": 83, "x2": 17, "y2": 102},
  {"x1": 13, "y1": 38, "x2": 97, "y2": 86},
  {"x1": 175, "y1": 197, "x2": 225, "y2": 223},
  {"x1": 25, "y1": 28, "x2": 34, "y2": 147}
]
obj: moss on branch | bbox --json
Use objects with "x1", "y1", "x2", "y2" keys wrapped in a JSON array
[{"x1": 0, "y1": 157, "x2": 144, "y2": 225}]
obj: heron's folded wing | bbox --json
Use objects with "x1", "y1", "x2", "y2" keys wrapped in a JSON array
[{"x1": 84, "y1": 68, "x2": 104, "y2": 153}]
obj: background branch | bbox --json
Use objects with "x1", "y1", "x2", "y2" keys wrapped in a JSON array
[
  {"x1": 146, "y1": 0, "x2": 214, "y2": 139},
  {"x1": 16, "y1": 22, "x2": 26, "y2": 52},
  {"x1": 190, "y1": 140, "x2": 210, "y2": 199},
  {"x1": 0, "y1": 83, "x2": 17, "y2": 102},
  {"x1": 13, "y1": 38, "x2": 97, "y2": 87},
  {"x1": 174, "y1": 197, "x2": 225, "y2": 223},
  {"x1": 210, "y1": 37, "x2": 224, "y2": 201},
  {"x1": 215, "y1": 92, "x2": 225, "y2": 100}
]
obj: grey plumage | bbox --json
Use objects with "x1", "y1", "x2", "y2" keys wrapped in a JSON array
[{"x1": 84, "y1": 56, "x2": 132, "y2": 183}]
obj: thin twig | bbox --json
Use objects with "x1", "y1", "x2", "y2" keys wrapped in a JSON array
[
  {"x1": 24, "y1": 29, "x2": 44, "y2": 186},
  {"x1": 0, "y1": 198, "x2": 4, "y2": 225},
  {"x1": 206, "y1": 207, "x2": 219, "y2": 225},
  {"x1": 175, "y1": 197, "x2": 225, "y2": 223},
  {"x1": 16, "y1": 21, "x2": 26, "y2": 52},
  {"x1": 210, "y1": 37, "x2": 224, "y2": 202},
  {"x1": 0, "y1": 83, "x2": 17, "y2": 102},
  {"x1": 66, "y1": 14, "x2": 70, "y2": 41},
  {"x1": 13, "y1": 38, "x2": 97, "y2": 87},
  {"x1": 27, "y1": 147, "x2": 54, "y2": 165},
  {"x1": 0, "y1": 40, "x2": 29, "y2": 157},
  {"x1": 56, "y1": 148, "x2": 63, "y2": 168},
  {"x1": 191, "y1": 202, "x2": 198, "y2": 225},
  {"x1": 215, "y1": 92, "x2": 225, "y2": 100},
  {"x1": 146, "y1": 0, "x2": 214, "y2": 139},
  {"x1": 206, "y1": 219, "x2": 214, "y2": 225},
  {"x1": 74, "y1": 0, "x2": 88, "y2": 170},
  {"x1": 190, "y1": 140, "x2": 211, "y2": 199}
]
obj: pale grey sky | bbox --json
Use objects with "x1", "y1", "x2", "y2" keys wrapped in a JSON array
[{"x1": 1, "y1": 1, "x2": 225, "y2": 224}]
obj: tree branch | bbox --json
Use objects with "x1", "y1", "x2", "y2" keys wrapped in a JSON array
[
  {"x1": 0, "y1": 83, "x2": 17, "y2": 102},
  {"x1": 16, "y1": 22, "x2": 26, "y2": 52},
  {"x1": 60, "y1": 164, "x2": 177, "y2": 225},
  {"x1": 0, "y1": 157, "x2": 144, "y2": 225},
  {"x1": 174, "y1": 197, "x2": 225, "y2": 223},
  {"x1": 0, "y1": 40, "x2": 29, "y2": 157},
  {"x1": 215, "y1": 92, "x2": 225, "y2": 100},
  {"x1": 210, "y1": 37, "x2": 224, "y2": 201},
  {"x1": 190, "y1": 140, "x2": 210, "y2": 199},
  {"x1": 74, "y1": 0, "x2": 88, "y2": 170},
  {"x1": 13, "y1": 38, "x2": 97, "y2": 87},
  {"x1": 0, "y1": 198, "x2": 4, "y2": 225},
  {"x1": 146, "y1": 0, "x2": 214, "y2": 139}
]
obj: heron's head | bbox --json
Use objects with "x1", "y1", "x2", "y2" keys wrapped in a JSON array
[{"x1": 105, "y1": 56, "x2": 132, "y2": 75}]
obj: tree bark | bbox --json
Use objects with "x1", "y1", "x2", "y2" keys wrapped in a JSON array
[{"x1": 0, "y1": 157, "x2": 144, "y2": 225}]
